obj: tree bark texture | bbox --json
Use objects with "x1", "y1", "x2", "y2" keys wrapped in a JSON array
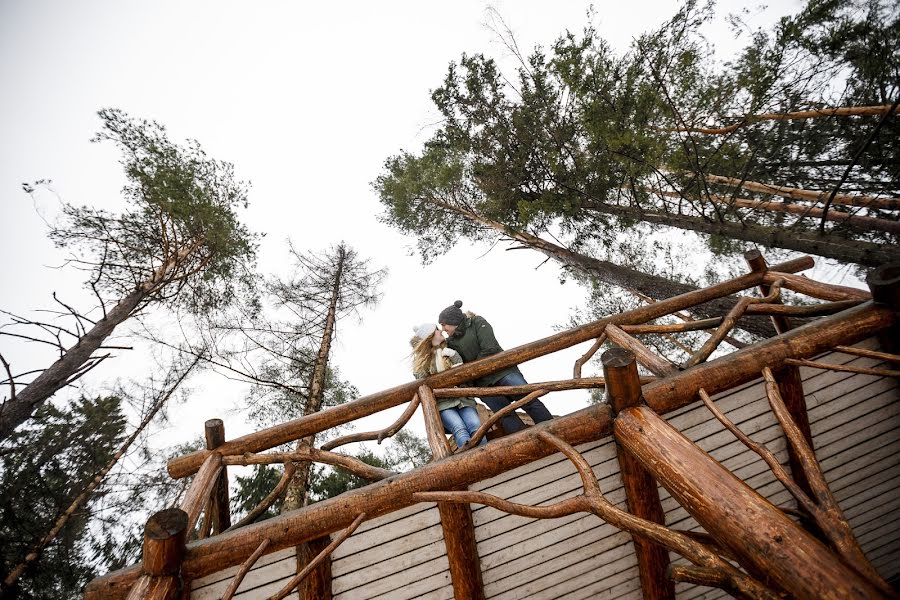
[
  {"x1": 0, "y1": 286, "x2": 146, "y2": 441},
  {"x1": 581, "y1": 199, "x2": 899, "y2": 268}
]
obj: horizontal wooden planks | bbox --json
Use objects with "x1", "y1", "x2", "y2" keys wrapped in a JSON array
[
  {"x1": 186, "y1": 339, "x2": 897, "y2": 599},
  {"x1": 330, "y1": 502, "x2": 454, "y2": 600}
]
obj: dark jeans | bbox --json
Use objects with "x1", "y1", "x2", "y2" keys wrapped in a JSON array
[{"x1": 480, "y1": 371, "x2": 553, "y2": 434}]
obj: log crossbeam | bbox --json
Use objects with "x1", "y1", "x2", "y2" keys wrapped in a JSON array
[
  {"x1": 684, "y1": 279, "x2": 785, "y2": 369},
  {"x1": 606, "y1": 324, "x2": 679, "y2": 377},
  {"x1": 224, "y1": 448, "x2": 396, "y2": 481},
  {"x1": 321, "y1": 393, "x2": 420, "y2": 451}
]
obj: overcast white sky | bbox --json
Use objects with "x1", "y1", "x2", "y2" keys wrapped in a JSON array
[{"x1": 1, "y1": 1, "x2": 808, "y2": 453}]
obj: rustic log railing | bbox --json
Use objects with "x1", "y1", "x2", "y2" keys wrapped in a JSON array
[{"x1": 84, "y1": 255, "x2": 900, "y2": 600}]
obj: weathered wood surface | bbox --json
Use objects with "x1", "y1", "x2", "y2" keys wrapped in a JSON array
[
  {"x1": 616, "y1": 405, "x2": 886, "y2": 599},
  {"x1": 190, "y1": 548, "x2": 295, "y2": 599},
  {"x1": 182, "y1": 341, "x2": 899, "y2": 600},
  {"x1": 604, "y1": 348, "x2": 674, "y2": 600},
  {"x1": 665, "y1": 342, "x2": 900, "y2": 599},
  {"x1": 86, "y1": 307, "x2": 897, "y2": 598},
  {"x1": 330, "y1": 503, "x2": 453, "y2": 599}
]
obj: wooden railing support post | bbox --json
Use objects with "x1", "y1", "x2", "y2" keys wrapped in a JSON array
[
  {"x1": 745, "y1": 249, "x2": 793, "y2": 334},
  {"x1": 204, "y1": 419, "x2": 231, "y2": 534},
  {"x1": 418, "y1": 385, "x2": 486, "y2": 600},
  {"x1": 603, "y1": 349, "x2": 674, "y2": 600},
  {"x1": 867, "y1": 263, "x2": 900, "y2": 354},
  {"x1": 125, "y1": 508, "x2": 188, "y2": 600},
  {"x1": 745, "y1": 250, "x2": 818, "y2": 502},
  {"x1": 614, "y1": 405, "x2": 888, "y2": 600}
]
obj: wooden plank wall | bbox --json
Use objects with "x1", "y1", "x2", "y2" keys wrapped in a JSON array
[
  {"x1": 330, "y1": 502, "x2": 454, "y2": 599},
  {"x1": 189, "y1": 339, "x2": 898, "y2": 599},
  {"x1": 190, "y1": 547, "x2": 296, "y2": 599},
  {"x1": 666, "y1": 339, "x2": 900, "y2": 599},
  {"x1": 464, "y1": 339, "x2": 898, "y2": 600}
]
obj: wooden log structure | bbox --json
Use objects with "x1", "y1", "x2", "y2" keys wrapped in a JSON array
[
  {"x1": 603, "y1": 349, "x2": 674, "y2": 600},
  {"x1": 204, "y1": 419, "x2": 231, "y2": 534},
  {"x1": 605, "y1": 324, "x2": 679, "y2": 377},
  {"x1": 181, "y1": 453, "x2": 223, "y2": 534},
  {"x1": 125, "y1": 508, "x2": 188, "y2": 600},
  {"x1": 746, "y1": 250, "x2": 819, "y2": 503},
  {"x1": 419, "y1": 385, "x2": 486, "y2": 600},
  {"x1": 613, "y1": 404, "x2": 888, "y2": 599},
  {"x1": 85, "y1": 297, "x2": 897, "y2": 599},
  {"x1": 166, "y1": 255, "x2": 815, "y2": 480}
]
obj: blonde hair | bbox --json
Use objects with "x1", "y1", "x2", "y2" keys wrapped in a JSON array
[{"x1": 410, "y1": 334, "x2": 451, "y2": 376}]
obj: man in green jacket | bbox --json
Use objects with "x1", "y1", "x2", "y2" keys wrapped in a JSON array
[{"x1": 438, "y1": 300, "x2": 553, "y2": 434}]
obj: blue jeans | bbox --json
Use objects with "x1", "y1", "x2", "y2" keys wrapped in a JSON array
[
  {"x1": 479, "y1": 372, "x2": 553, "y2": 434},
  {"x1": 440, "y1": 405, "x2": 487, "y2": 448}
]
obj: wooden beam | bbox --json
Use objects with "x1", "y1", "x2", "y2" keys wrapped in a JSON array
[
  {"x1": 204, "y1": 419, "x2": 231, "y2": 534},
  {"x1": 125, "y1": 508, "x2": 188, "y2": 600},
  {"x1": 614, "y1": 405, "x2": 888, "y2": 600},
  {"x1": 419, "y1": 385, "x2": 486, "y2": 600},
  {"x1": 763, "y1": 272, "x2": 871, "y2": 302},
  {"x1": 419, "y1": 386, "x2": 452, "y2": 459},
  {"x1": 620, "y1": 318, "x2": 723, "y2": 333},
  {"x1": 745, "y1": 250, "x2": 819, "y2": 523},
  {"x1": 603, "y1": 349, "x2": 674, "y2": 600},
  {"x1": 644, "y1": 302, "x2": 894, "y2": 414},
  {"x1": 167, "y1": 256, "x2": 814, "y2": 479},
  {"x1": 181, "y1": 453, "x2": 222, "y2": 534},
  {"x1": 605, "y1": 324, "x2": 679, "y2": 377},
  {"x1": 86, "y1": 302, "x2": 895, "y2": 598},
  {"x1": 434, "y1": 376, "x2": 653, "y2": 398},
  {"x1": 746, "y1": 249, "x2": 792, "y2": 334}
]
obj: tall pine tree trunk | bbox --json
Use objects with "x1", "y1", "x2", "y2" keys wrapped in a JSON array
[
  {"x1": 0, "y1": 287, "x2": 146, "y2": 442},
  {"x1": 0, "y1": 243, "x2": 201, "y2": 442},
  {"x1": 579, "y1": 200, "x2": 898, "y2": 268},
  {"x1": 281, "y1": 247, "x2": 346, "y2": 599},
  {"x1": 430, "y1": 198, "x2": 778, "y2": 338}
]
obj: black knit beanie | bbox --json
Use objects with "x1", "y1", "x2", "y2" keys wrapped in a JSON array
[{"x1": 438, "y1": 300, "x2": 465, "y2": 326}]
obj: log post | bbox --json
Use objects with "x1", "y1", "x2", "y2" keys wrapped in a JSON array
[
  {"x1": 418, "y1": 385, "x2": 486, "y2": 600},
  {"x1": 181, "y1": 453, "x2": 223, "y2": 535},
  {"x1": 418, "y1": 386, "x2": 452, "y2": 460},
  {"x1": 603, "y1": 349, "x2": 674, "y2": 600},
  {"x1": 867, "y1": 263, "x2": 900, "y2": 354},
  {"x1": 745, "y1": 251, "x2": 817, "y2": 501},
  {"x1": 126, "y1": 508, "x2": 188, "y2": 600},
  {"x1": 745, "y1": 249, "x2": 792, "y2": 334},
  {"x1": 204, "y1": 419, "x2": 231, "y2": 534},
  {"x1": 614, "y1": 405, "x2": 888, "y2": 600}
]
